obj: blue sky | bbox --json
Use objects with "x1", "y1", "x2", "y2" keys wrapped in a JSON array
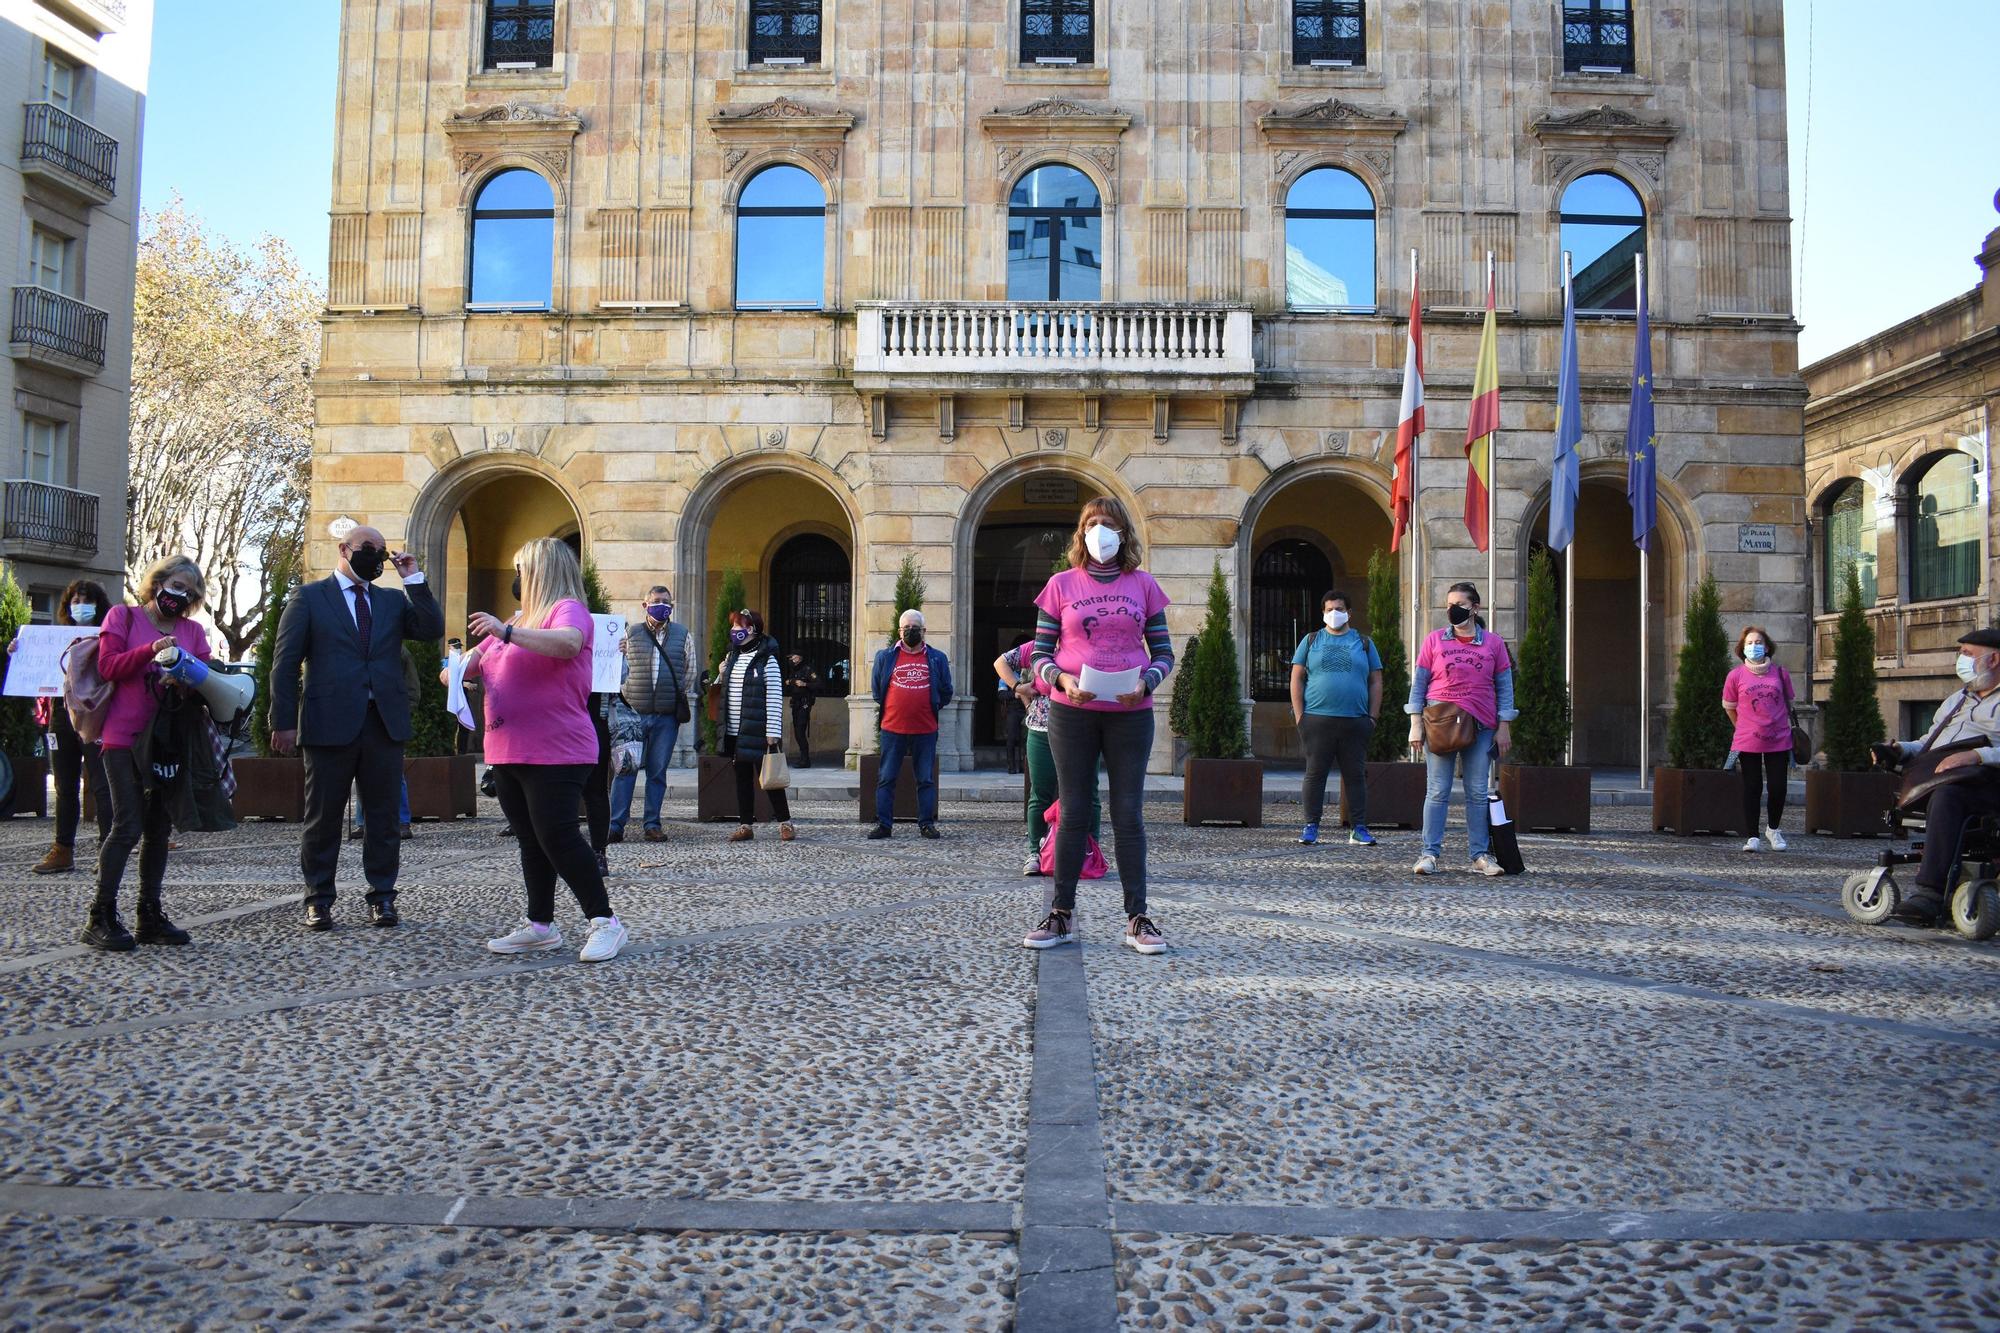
[{"x1": 141, "y1": 1, "x2": 1996, "y2": 365}]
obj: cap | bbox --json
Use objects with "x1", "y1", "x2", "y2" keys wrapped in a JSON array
[{"x1": 1958, "y1": 628, "x2": 2000, "y2": 650}]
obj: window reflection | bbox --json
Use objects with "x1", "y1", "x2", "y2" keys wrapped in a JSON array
[
  {"x1": 736, "y1": 165, "x2": 827, "y2": 310},
  {"x1": 1560, "y1": 172, "x2": 1645, "y2": 313},
  {"x1": 1285, "y1": 168, "x2": 1376, "y2": 310},
  {"x1": 469, "y1": 169, "x2": 555, "y2": 309},
  {"x1": 1007, "y1": 165, "x2": 1102, "y2": 301}
]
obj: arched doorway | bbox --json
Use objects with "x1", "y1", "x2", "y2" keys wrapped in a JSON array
[
  {"x1": 436, "y1": 468, "x2": 583, "y2": 636},
  {"x1": 1244, "y1": 470, "x2": 1392, "y2": 762},
  {"x1": 769, "y1": 533, "x2": 853, "y2": 701}
]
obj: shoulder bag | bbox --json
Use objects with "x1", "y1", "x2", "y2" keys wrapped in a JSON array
[
  {"x1": 644, "y1": 625, "x2": 693, "y2": 725},
  {"x1": 1422, "y1": 701, "x2": 1477, "y2": 755}
]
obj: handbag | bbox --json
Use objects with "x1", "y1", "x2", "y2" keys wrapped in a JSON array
[
  {"x1": 62, "y1": 628, "x2": 114, "y2": 745},
  {"x1": 1422, "y1": 701, "x2": 1477, "y2": 755},
  {"x1": 759, "y1": 746, "x2": 791, "y2": 791},
  {"x1": 1486, "y1": 767, "x2": 1527, "y2": 875},
  {"x1": 643, "y1": 626, "x2": 693, "y2": 726}
]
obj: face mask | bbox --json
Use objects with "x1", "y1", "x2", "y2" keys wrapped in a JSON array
[
  {"x1": 70, "y1": 602, "x2": 96, "y2": 624},
  {"x1": 156, "y1": 587, "x2": 192, "y2": 619},
  {"x1": 902, "y1": 628, "x2": 924, "y2": 649},
  {"x1": 1324, "y1": 610, "x2": 1348, "y2": 631},
  {"x1": 348, "y1": 545, "x2": 387, "y2": 582},
  {"x1": 1958, "y1": 653, "x2": 1983, "y2": 684},
  {"x1": 510, "y1": 572, "x2": 523, "y2": 603},
  {"x1": 1746, "y1": 642, "x2": 1767, "y2": 662},
  {"x1": 1447, "y1": 603, "x2": 1474, "y2": 627},
  {"x1": 1084, "y1": 525, "x2": 1121, "y2": 563},
  {"x1": 729, "y1": 627, "x2": 752, "y2": 647},
  {"x1": 646, "y1": 603, "x2": 672, "y2": 623}
]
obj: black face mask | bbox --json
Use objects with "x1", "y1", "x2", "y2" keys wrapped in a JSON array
[
  {"x1": 902, "y1": 629, "x2": 923, "y2": 649},
  {"x1": 156, "y1": 588, "x2": 192, "y2": 619},
  {"x1": 1447, "y1": 603, "x2": 1474, "y2": 627},
  {"x1": 348, "y1": 545, "x2": 387, "y2": 583},
  {"x1": 511, "y1": 572, "x2": 522, "y2": 603}
]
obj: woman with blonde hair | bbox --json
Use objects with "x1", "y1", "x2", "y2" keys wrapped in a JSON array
[
  {"x1": 83, "y1": 554, "x2": 212, "y2": 950},
  {"x1": 459, "y1": 537, "x2": 628, "y2": 963},
  {"x1": 1022, "y1": 496, "x2": 1175, "y2": 955}
]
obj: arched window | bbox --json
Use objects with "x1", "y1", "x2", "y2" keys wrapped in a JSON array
[
  {"x1": 1560, "y1": 172, "x2": 1645, "y2": 314},
  {"x1": 735, "y1": 165, "x2": 827, "y2": 311},
  {"x1": 1908, "y1": 453, "x2": 1981, "y2": 603},
  {"x1": 1821, "y1": 480, "x2": 1878, "y2": 612},
  {"x1": 1284, "y1": 167, "x2": 1376, "y2": 311},
  {"x1": 769, "y1": 534, "x2": 851, "y2": 697},
  {"x1": 469, "y1": 169, "x2": 555, "y2": 309},
  {"x1": 1250, "y1": 538, "x2": 1334, "y2": 702},
  {"x1": 1007, "y1": 165, "x2": 1101, "y2": 301}
]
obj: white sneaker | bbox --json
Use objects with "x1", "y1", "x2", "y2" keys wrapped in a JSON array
[
  {"x1": 1741, "y1": 837, "x2": 1762, "y2": 853},
  {"x1": 1765, "y1": 827, "x2": 1788, "y2": 851},
  {"x1": 1413, "y1": 854, "x2": 1438, "y2": 875},
  {"x1": 1470, "y1": 854, "x2": 1505, "y2": 877},
  {"x1": 579, "y1": 916, "x2": 628, "y2": 963},
  {"x1": 488, "y1": 919, "x2": 562, "y2": 954}
]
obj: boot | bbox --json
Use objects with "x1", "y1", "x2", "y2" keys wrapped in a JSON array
[
  {"x1": 32, "y1": 843, "x2": 73, "y2": 875},
  {"x1": 80, "y1": 902, "x2": 135, "y2": 952},
  {"x1": 134, "y1": 891, "x2": 190, "y2": 946}
]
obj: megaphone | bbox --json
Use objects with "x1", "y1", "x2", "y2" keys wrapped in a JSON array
[{"x1": 154, "y1": 647, "x2": 257, "y2": 724}]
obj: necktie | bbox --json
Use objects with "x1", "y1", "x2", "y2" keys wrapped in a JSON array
[{"x1": 352, "y1": 582, "x2": 372, "y2": 654}]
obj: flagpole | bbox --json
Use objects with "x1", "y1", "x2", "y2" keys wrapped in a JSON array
[
  {"x1": 1636, "y1": 251, "x2": 1651, "y2": 790},
  {"x1": 1408, "y1": 247, "x2": 1422, "y2": 675},
  {"x1": 1486, "y1": 251, "x2": 1497, "y2": 620},
  {"x1": 1562, "y1": 250, "x2": 1576, "y2": 767}
]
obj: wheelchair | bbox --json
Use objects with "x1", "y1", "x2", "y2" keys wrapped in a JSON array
[{"x1": 1841, "y1": 799, "x2": 2000, "y2": 941}]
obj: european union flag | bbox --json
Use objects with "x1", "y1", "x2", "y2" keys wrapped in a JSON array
[{"x1": 1625, "y1": 261, "x2": 1657, "y2": 551}]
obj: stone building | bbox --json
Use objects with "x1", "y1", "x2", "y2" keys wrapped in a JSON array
[
  {"x1": 1, "y1": 0, "x2": 149, "y2": 613},
  {"x1": 314, "y1": 0, "x2": 1804, "y2": 771},
  {"x1": 1802, "y1": 197, "x2": 2000, "y2": 739}
]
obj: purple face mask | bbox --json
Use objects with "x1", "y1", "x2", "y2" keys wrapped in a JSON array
[{"x1": 729, "y1": 627, "x2": 752, "y2": 646}]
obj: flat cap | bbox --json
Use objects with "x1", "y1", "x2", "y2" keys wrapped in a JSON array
[{"x1": 1959, "y1": 628, "x2": 2000, "y2": 650}]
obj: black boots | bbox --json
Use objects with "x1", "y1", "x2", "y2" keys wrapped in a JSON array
[
  {"x1": 134, "y1": 892, "x2": 190, "y2": 946},
  {"x1": 79, "y1": 902, "x2": 135, "y2": 952}
]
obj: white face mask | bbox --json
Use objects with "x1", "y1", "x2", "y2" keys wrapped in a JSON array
[
  {"x1": 1084, "y1": 525, "x2": 1121, "y2": 563},
  {"x1": 1959, "y1": 653, "x2": 1985, "y2": 684},
  {"x1": 70, "y1": 602, "x2": 96, "y2": 624},
  {"x1": 1324, "y1": 609, "x2": 1348, "y2": 631}
]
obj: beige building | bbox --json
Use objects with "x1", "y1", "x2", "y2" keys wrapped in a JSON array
[
  {"x1": 1803, "y1": 197, "x2": 2000, "y2": 740},
  {"x1": 315, "y1": 0, "x2": 1805, "y2": 771},
  {"x1": 1, "y1": 0, "x2": 149, "y2": 614}
]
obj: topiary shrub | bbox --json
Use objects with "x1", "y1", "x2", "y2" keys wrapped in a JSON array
[
  {"x1": 1510, "y1": 548, "x2": 1573, "y2": 767},
  {"x1": 892, "y1": 553, "x2": 926, "y2": 638},
  {"x1": 703, "y1": 567, "x2": 746, "y2": 751},
  {"x1": 1666, "y1": 574, "x2": 1733, "y2": 770},
  {"x1": 1185, "y1": 559, "x2": 1248, "y2": 761},
  {"x1": 1166, "y1": 634, "x2": 1200, "y2": 742},
  {"x1": 248, "y1": 553, "x2": 299, "y2": 757},
  {"x1": 1821, "y1": 563, "x2": 1886, "y2": 771},
  {"x1": 0, "y1": 563, "x2": 40, "y2": 760},
  {"x1": 1364, "y1": 548, "x2": 1410, "y2": 764},
  {"x1": 581, "y1": 556, "x2": 612, "y2": 616}
]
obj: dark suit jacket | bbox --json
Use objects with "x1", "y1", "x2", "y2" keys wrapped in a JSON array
[{"x1": 270, "y1": 575, "x2": 445, "y2": 746}]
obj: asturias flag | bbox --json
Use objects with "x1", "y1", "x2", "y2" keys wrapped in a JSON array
[
  {"x1": 1626, "y1": 261, "x2": 1658, "y2": 551},
  {"x1": 1462, "y1": 270, "x2": 1500, "y2": 552},
  {"x1": 1391, "y1": 270, "x2": 1424, "y2": 552},
  {"x1": 1549, "y1": 262, "x2": 1582, "y2": 552}
]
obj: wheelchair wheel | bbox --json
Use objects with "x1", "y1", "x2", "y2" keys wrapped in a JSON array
[
  {"x1": 1949, "y1": 879, "x2": 2000, "y2": 942},
  {"x1": 1842, "y1": 869, "x2": 1899, "y2": 925}
]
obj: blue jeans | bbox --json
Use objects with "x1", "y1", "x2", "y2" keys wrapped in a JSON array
[
  {"x1": 876, "y1": 729, "x2": 939, "y2": 828},
  {"x1": 352, "y1": 778, "x2": 410, "y2": 830},
  {"x1": 1422, "y1": 727, "x2": 1495, "y2": 861},
  {"x1": 610, "y1": 712, "x2": 680, "y2": 834}
]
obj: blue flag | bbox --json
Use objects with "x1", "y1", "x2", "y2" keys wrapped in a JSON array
[
  {"x1": 1549, "y1": 267, "x2": 1581, "y2": 551},
  {"x1": 1625, "y1": 264, "x2": 1657, "y2": 551}
]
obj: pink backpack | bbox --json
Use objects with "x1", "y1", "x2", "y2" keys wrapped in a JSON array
[
  {"x1": 62, "y1": 611, "x2": 119, "y2": 744},
  {"x1": 1038, "y1": 800, "x2": 1107, "y2": 879}
]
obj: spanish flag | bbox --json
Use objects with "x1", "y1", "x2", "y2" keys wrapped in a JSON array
[{"x1": 1462, "y1": 270, "x2": 1500, "y2": 552}]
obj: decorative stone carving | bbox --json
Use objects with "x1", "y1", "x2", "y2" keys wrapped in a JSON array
[
  {"x1": 1042, "y1": 428, "x2": 1069, "y2": 450},
  {"x1": 709, "y1": 99, "x2": 857, "y2": 179},
  {"x1": 1530, "y1": 104, "x2": 1680, "y2": 154},
  {"x1": 763, "y1": 427, "x2": 787, "y2": 449},
  {"x1": 1256, "y1": 99, "x2": 1410, "y2": 146},
  {"x1": 980, "y1": 100, "x2": 1132, "y2": 183},
  {"x1": 443, "y1": 102, "x2": 584, "y2": 201},
  {"x1": 1323, "y1": 431, "x2": 1350, "y2": 456}
]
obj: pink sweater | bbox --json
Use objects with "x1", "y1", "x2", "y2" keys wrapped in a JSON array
[{"x1": 97, "y1": 604, "x2": 212, "y2": 750}]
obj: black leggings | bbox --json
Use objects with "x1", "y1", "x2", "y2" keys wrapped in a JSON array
[
  {"x1": 96, "y1": 747, "x2": 171, "y2": 909},
  {"x1": 48, "y1": 710, "x2": 110, "y2": 849},
  {"x1": 584, "y1": 700, "x2": 611, "y2": 852},
  {"x1": 1048, "y1": 704, "x2": 1152, "y2": 919},
  {"x1": 491, "y1": 763, "x2": 613, "y2": 924},
  {"x1": 1739, "y1": 749, "x2": 1789, "y2": 833},
  {"x1": 725, "y1": 735, "x2": 792, "y2": 824}
]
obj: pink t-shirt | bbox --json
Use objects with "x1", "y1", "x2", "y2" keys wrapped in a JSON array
[
  {"x1": 1416, "y1": 627, "x2": 1513, "y2": 729},
  {"x1": 96, "y1": 604, "x2": 213, "y2": 750},
  {"x1": 1034, "y1": 567, "x2": 1170, "y2": 713},
  {"x1": 478, "y1": 599, "x2": 597, "y2": 766},
  {"x1": 1723, "y1": 663, "x2": 1794, "y2": 754}
]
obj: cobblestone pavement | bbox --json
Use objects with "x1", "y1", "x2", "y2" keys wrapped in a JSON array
[{"x1": 0, "y1": 799, "x2": 1996, "y2": 1330}]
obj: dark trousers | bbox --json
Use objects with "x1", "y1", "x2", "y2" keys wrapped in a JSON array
[
  {"x1": 301, "y1": 703, "x2": 404, "y2": 908},
  {"x1": 1301, "y1": 714, "x2": 1372, "y2": 827},
  {"x1": 1738, "y1": 749, "x2": 1789, "y2": 833},
  {"x1": 96, "y1": 747, "x2": 171, "y2": 910},
  {"x1": 1004, "y1": 702, "x2": 1026, "y2": 775},
  {"x1": 724, "y1": 736, "x2": 792, "y2": 824},
  {"x1": 1048, "y1": 704, "x2": 1152, "y2": 918},
  {"x1": 491, "y1": 762, "x2": 614, "y2": 924},
  {"x1": 49, "y1": 711, "x2": 110, "y2": 849},
  {"x1": 1025, "y1": 727, "x2": 1098, "y2": 847},
  {"x1": 1917, "y1": 776, "x2": 2000, "y2": 892},
  {"x1": 790, "y1": 698, "x2": 814, "y2": 765},
  {"x1": 876, "y1": 729, "x2": 938, "y2": 827},
  {"x1": 584, "y1": 700, "x2": 611, "y2": 852}
]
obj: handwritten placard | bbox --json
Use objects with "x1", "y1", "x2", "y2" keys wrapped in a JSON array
[
  {"x1": 591, "y1": 615, "x2": 627, "y2": 694},
  {"x1": 3, "y1": 625, "x2": 98, "y2": 697}
]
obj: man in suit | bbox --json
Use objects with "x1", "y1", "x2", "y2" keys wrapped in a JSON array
[{"x1": 270, "y1": 524, "x2": 444, "y2": 930}]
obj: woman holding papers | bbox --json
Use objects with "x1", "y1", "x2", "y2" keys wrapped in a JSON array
[
  {"x1": 20, "y1": 578, "x2": 112, "y2": 875},
  {"x1": 460, "y1": 538, "x2": 628, "y2": 963},
  {"x1": 1022, "y1": 497, "x2": 1175, "y2": 956}
]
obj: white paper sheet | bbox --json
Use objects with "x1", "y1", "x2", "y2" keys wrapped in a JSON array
[
  {"x1": 591, "y1": 615, "x2": 626, "y2": 694},
  {"x1": 3, "y1": 625, "x2": 98, "y2": 697},
  {"x1": 445, "y1": 649, "x2": 476, "y2": 730},
  {"x1": 1079, "y1": 664, "x2": 1142, "y2": 699}
]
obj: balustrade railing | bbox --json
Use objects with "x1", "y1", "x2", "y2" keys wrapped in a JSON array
[
  {"x1": 20, "y1": 102, "x2": 118, "y2": 197},
  {"x1": 855, "y1": 302, "x2": 1254, "y2": 376},
  {"x1": 10, "y1": 286, "x2": 109, "y2": 369},
  {"x1": 1, "y1": 480, "x2": 98, "y2": 554}
]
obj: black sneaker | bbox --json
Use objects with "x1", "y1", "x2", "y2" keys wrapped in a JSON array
[
  {"x1": 80, "y1": 908, "x2": 135, "y2": 952},
  {"x1": 866, "y1": 824, "x2": 892, "y2": 840},
  {"x1": 1892, "y1": 888, "x2": 1946, "y2": 925},
  {"x1": 919, "y1": 823, "x2": 942, "y2": 840}
]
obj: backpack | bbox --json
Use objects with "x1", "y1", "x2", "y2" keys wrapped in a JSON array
[
  {"x1": 62, "y1": 624, "x2": 115, "y2": 745},
  {"x1": 1038, "y1": 800, "x2": 1107, "y2": 879}
]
